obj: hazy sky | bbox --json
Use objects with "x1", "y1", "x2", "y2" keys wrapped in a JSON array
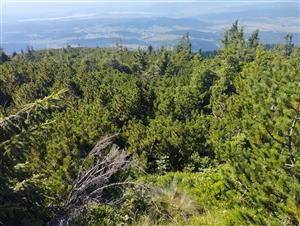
[{"x1": 4, "y1": 0, "x2": 296, "y2": 23}]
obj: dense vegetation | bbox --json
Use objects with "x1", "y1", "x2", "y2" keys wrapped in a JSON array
[{"x1": 0, "y1": 22, "x2": 299, "y2": 225}]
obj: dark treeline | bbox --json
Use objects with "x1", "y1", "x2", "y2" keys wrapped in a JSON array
[{"x1": 0, "y1": 21, "x2": 299, "y2": 225}]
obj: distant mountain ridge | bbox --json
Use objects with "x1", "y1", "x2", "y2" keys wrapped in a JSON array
[{"x1": 2, "y1": 2, "x2": 299, "y2": 53}]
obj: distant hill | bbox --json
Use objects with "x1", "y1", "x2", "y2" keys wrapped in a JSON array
[{"x1": 2, "y1": 1, "x2": 299, "y2": 53}]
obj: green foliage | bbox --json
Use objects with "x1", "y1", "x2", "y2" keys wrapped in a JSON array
[
  {"x1": 0, "y1": 89, "x2": 67, "y2": 225},
  {"x1": 0, "y1": 22, "x2": 299, "y2": 225},
  {"x1": 0, "y1": 48, "x2": 9, "y2": 64}
]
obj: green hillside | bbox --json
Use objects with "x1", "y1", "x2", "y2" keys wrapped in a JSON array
[{"x1": 0, "y1": 22, "x2": 299, "y2": 226}]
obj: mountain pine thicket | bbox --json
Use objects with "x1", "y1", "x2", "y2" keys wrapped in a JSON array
[{"x1": 0, "y1": 22, "x2": 299, "y2": 225}]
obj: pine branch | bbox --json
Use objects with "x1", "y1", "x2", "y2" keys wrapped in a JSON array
[{"x1": 0, "y1": 89, "x2": 67, "y2": 143}]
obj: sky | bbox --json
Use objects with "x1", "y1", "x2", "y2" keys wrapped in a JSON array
[{"x1": 2, "y1": 0, "x2": 286, "y2": 23}]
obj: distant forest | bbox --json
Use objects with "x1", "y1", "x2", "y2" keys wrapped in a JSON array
[{"x1": 0, "y1": 21, "x2": 299, "y2": 225}]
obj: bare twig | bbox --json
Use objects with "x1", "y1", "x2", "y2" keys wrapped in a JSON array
[{"x1": 48, "y1": 134, "x2": 132, "y2": 225}]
